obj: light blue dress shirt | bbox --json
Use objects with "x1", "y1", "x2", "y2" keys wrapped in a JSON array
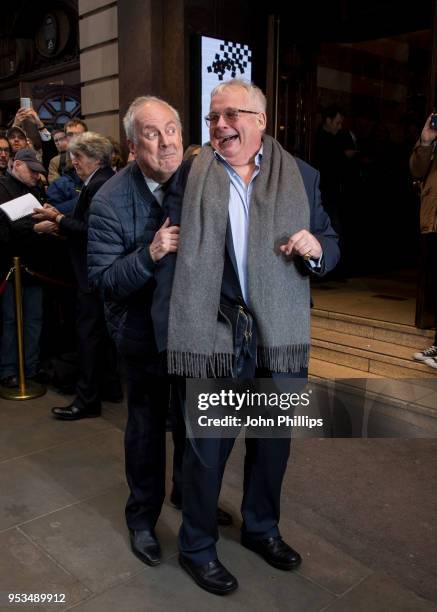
[
  {"x1": 214, "y1": 147, "x2": 322, "y2": 304},
  {"x1": 214, "y1": 148, "x2": 262, "y2": 303}
]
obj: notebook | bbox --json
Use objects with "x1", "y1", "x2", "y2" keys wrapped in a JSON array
[{"x1": 0, "y1": 193, "x2": 42, "y2": 222}]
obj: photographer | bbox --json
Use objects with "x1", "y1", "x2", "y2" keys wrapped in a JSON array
[{"x1": 410, "y1": 113, "x2": 437, "y2": 368}]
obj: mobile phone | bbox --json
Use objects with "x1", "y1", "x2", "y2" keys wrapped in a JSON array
[
  {"x1": 431, "y1": 114, "x2": 437, "y2": 130},
  {"x1": 20, "y1": 97, "x2": 32, "y2": 109}
]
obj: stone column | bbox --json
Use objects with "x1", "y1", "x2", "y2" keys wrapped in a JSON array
[{"x1": 78, "y1": 0, "x2": 119, "y2": 139}]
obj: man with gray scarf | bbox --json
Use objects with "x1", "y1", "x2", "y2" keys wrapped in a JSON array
[{"x1": 154, "y1": 79, "x2": 340, "y2": 595}]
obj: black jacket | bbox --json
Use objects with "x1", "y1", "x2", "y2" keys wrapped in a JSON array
[
  {"x1": 0, "y1": 172, "x2": 47, "y2": 279},
  {"x1": 58, "y1": 165, "x2": 114, "y2": 293}
]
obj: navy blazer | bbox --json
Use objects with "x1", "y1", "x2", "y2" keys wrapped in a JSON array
[{"x1": 152, "y1": 156, "x2": 340, "y2": 353}]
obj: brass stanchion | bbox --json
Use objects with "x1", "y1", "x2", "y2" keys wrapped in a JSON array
[{"x1": 0, "y1": 257, "x2": 46, "y2": 400}]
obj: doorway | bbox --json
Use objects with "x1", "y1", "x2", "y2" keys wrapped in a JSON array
[{"x1": 269, "y1": 1, "x2": 434, "y2": 327}]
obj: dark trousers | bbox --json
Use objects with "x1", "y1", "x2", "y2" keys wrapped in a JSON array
[
  {"x1": 416, "y1": 233, "x2": 437, "y2": 336},
  {"x1": 179, "y1": 423, "x2": 292, "y2": 563},
  {"x1": 178, "y1": 308, "x2": 305, "y2": 563},
  {"x1": 124, "y1": 369, "x2": 185, "y2": 530},
  {"x1": 0, "y1": 282, "x2": 43, "y2": 378},
  {"x1": 75, "y1": 290, "x2": 120, "y2": 410}
]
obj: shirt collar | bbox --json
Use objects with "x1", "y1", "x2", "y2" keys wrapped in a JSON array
[
  {"x1": 143, "y1": 174, "x2": 164, "y2": 204},
  {"x1": 83, "y1": 167, "x2": 99, "y2": 186}
]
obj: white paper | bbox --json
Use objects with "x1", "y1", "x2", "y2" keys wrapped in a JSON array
[{"x1": 0, "y1": 193, "x2": 42, "y2": 222}]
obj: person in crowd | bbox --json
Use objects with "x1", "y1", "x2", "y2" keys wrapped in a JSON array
[
  {"x1": 410, "y1": 113, "x2": 437, "y2": 368},
  {"x1": 0, "y1": 148, "x2": 49, "y2": 388},
  {"x1": 48, "y1": 129, "x2": 69, "y2": 183},
  {"x1": 108, "y1": 137, "x2": 126, "y2": 172},
  {"x1": 12, "y1": 106, "x2": 57, "y2": 169},
  {"x1": 46, "y1": 119, "x2": 88, "y2": 213},
  {"x1": 48, "y1": 119, "x2": 88, "y2": 180},
  {"x1": 0, "y1": 136, "x2": 11, "y2": 176},
  {"x1": 33, "y1": 132, "x2": 122, "y2": 417},
  {"x1": 153, "y1": 79, "x2": 340, "y2": 595},
  {"x1": 314, "y1": 105, "x2": 347, "y2": 234},
  {"x1": 182, "y1": 143, "x2": 201, "y2": 160},
  {"x1": 6, "y1": 125, "x2": 30, "y2": 156}
]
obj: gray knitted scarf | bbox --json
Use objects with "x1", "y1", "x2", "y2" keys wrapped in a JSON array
[{"x1": 167, "y1": 134, "x2": 310, "y2": 378}]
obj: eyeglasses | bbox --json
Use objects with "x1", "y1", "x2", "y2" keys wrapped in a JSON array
[
  {"x1": 0, "y1": 147, "x2": 10, "y2": 154},
  {"x1": 205, "y1": 108, "x2": 260, "y2": 126},
  {"x1": 141, "y1": 125, "x2": 179, "y2": 142}
]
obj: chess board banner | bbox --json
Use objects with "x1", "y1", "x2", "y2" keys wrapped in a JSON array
[{"x1": 200, "y1": 35, "x2": 252, "y2": 144}]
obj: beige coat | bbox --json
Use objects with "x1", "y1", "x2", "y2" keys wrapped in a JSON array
[{"x1": 410, "y1": 140, "x2": 437, "y2": 233}]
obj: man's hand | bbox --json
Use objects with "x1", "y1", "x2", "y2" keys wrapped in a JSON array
[
  {"x1": 32, "y1": 203, "x2": 59, "y2": 222},
  {"x1": 33, "y1": 220, "x2": 59, "y2": 235},
  {"x1": 149, "y1": 217, "x2": 180, "y2": 262},
  {"x1": 13, "y1": 108, "x2": 29, "y2": 126},
  {"x1": 14, "y1": 107, "x2": 44, "y2": 129},
  {"x1": 279, "y1": 229, "x2": 322, "y2": 261}
]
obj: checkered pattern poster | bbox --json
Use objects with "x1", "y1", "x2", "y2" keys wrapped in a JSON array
[{"x1": 201, "y1": 36, "x2": 252, "y2": 144}]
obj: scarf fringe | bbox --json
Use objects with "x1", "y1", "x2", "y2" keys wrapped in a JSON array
[
  {"x1": 168, "y1": 351, "x2": 234, "y2": 378},
  {"x1": 257, "y1": 343, "x2": 310, "y2": 373}
]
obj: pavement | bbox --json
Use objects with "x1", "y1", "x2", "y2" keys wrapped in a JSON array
[{"x1": 1, "y1": 385, "x2": 437, "y2": 611}]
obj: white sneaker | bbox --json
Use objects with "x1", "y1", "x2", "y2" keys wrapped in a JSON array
[
  {"x1": 424, "y1": 357, "x2": 437, "y2": 369},
  {"x1": 413, "y1": 345, "x2": 437, "y2": 361}
]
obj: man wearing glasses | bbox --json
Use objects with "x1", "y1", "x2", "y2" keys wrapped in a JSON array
[
  {"x1": 48, "y1": 119, "x2": 88, "y2": 184},
  {"x1": 47, "y1": 130, "x2": 68, "y2": 183},
  {"x1": 158, "y1": 79, "x2": 340, "y2": 595}
]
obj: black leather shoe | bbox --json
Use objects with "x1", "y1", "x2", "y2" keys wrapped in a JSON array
[
  {"x1": 0, "y1": 375, "x2": 18, "y2": 388},
  {"x1": 129, "y1": 529, "x2": 161, "y2": 566},
  {"x1": 217, "y1": 507, "x2": 233, "y2": 526},
  {"x1": 241, "y1": 535, "x2": 301, "y2": 570},
  {"x1": 51, "y1": 403, "x2": 101, "y2": 420},
  {"x1": 178, "y1": 555, "x2": 238, "y2": 595}
]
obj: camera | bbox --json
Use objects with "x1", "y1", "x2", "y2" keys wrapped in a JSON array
[{"x1": 430, "y1": 114, "x2": 437, "y2": 130}]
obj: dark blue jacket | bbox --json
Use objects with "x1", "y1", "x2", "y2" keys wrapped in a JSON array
[
  {"x1": 47, "y1": 172, "x2": 83, "y2": 214},
  {"x1": 88, "y1": 161, "x2": 176, "y2": 365}
]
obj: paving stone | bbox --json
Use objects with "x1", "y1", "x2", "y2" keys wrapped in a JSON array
[
  {"x1": 321, "y1": 572, "x2": 437, "y2": 612},
  {"x1": 20, "y1": 483, "x2": 182, "y2": 595},
  {"x1": 0, "y1": 429, "x2": 125, "y2": 531},
  {"x1": 281, "y1": 439, "x2": 437, "y2": 604},
  {"x1": 278, "y1": 519, "x2": 372, "y2": 595},
  {"x1": 66, "y1": 550, "x2": 334, "y2": 612},
  {"x1": 0, "y1": 398, "x2": 114, "y2": 461},
  {"x1": 0, "y1": 528, "x2": 90, "y2": 611}
]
